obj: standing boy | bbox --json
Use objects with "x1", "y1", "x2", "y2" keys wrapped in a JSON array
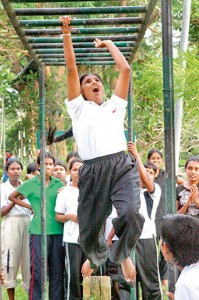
[{"x1": 8, "y1": 152, "x2": 65, "y2": 300}]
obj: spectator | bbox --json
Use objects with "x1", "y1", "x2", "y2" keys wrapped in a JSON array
[
  {"x1": 1, "y1": 158, "x2": 31, "y2": 300},
  {"x1": 176, "y1": 156, "x2": 199, "y2": 217},
  {"x1": 55, "y1": 158, "x2": 85, "y2": 299},
  {"x1": 25, "y1": 162, "x2": 39, "y2": 180},
  {"x1": 65, "y1": 151, "x2": 81, "y2": 185},
  {"x1": 128, "y1": 142, "x2": 163, "y2": 299},
  {"x1": 147, "y1": 148, "x2": 184, "y2": 285},
  {"x1": 52, "y1": 160, "x2": 67, "y2": 185},
  {"x1": 160, "y1": 214, "x2": 199, "y2": 300},
  {"x1": 8, "y1": 152, "x2": 65, "y2": 300}
]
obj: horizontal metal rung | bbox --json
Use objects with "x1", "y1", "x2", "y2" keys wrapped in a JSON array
[
  {"x1": 46, "y1": 61, "x2": 116, "y2": 66},
  {"x1": 41, "y1": 57, "x2": 116, "y2": 62},
  {"x1": 38, "y1": 52, "x2": 131, "y2": 58},
  {"x1": 15, "y1": 6, "x2": 146, "y2": 16},
  {"x1": 28, "y1": 36, "x2": 137, "y2": 43},
  {"x1": 35, "y1": 47, "x2": 132, "y2": 54},
  {"x1": 24, "y1": 27, "x2": 140, "y2": 36},
  {"x1": 20, "y1": 17, "x2": 143, "y2": 27},
  {"x1": 31, "y1": 41, "x2": 135, "y2": 48}
]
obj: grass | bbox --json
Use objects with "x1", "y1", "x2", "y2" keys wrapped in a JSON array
[
  {"x1": 1, "y1": 274, "x2": 28, "y2": 300},
  {"x1": 2, "y1": 286, "x2": 28, "y2": 300}
]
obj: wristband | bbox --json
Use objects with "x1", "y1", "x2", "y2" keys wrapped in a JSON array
[{"x1": 62, "y1": 33, "x2": 71, "y2": 37}]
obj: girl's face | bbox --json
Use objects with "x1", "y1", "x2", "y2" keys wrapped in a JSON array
[
  {"x1": 7, "y1": 162, "x2": 22, "y2": 182},
  {"x1": 81, "y1": 74, "x2": 104, "y2": 105},
  {"x1": 70, "y1": 162, "x2": 83, "y2": 185},
  {"x1": 185, "y1": 160, "x2": 199, "y2": 183},
  {"x1": 149, "y1": 152, "x2": 162, "y2": 169},
  {"x1": 52, "y1": 165, "x2": 67, "y2": 181}
]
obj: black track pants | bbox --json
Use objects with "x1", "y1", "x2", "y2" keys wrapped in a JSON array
[{"x1": 77, "y1": 151, "x2": 144, "y2": 268}]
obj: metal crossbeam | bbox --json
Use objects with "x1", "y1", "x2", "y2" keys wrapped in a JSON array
[
  {"x1": 35, "y1": 47, "x2": 132, "y2": 54},
  {"x1": 15, "y1": 6, "x2": 146, "y2": 16},
  {"x1": 37, "y1": 52, "x2": 131, "y2": 58},
  {"x1": 2, "y1": 0, "x2": 158, "y2": 66},
  {"x1": 31, "y1": 41, "x2": 135, "y2": 49},
  {"x1": 20, "y1": 17, "x2": 143, "y2": 27},
  {"x1": 24, "y1": 27, "x2": 140, "y2": 36},
  {"x1": 46, "y1": 61, "x2": 116, "y2": 65},
  {"x1": 27, "y1": 36, "x2": 137, "y2": 43}
]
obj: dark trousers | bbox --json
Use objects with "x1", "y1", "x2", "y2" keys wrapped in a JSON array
[
  {"x1": 78, "y1": 152, "x2": 144, "y2": 268},
  {"x1": 65, "y1": 242, "x2": 86, "y2": 300},
  {"x1": 29, "y1": 234, "x2": 64, "y2": 300},
  {"x1": 156, "y1": 218, "x2": 168, "y2": 281},
  {"x1": 136, "y1": 238, "x2": 163, "y2": 300}
]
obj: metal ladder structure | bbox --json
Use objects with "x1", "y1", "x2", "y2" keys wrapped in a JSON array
[
  {"x1": 2, "y1": 0, "x2": 158, "y2": 67},
  {"x1": 1, "y1": 1, "x2": 176, "y2": 299}
]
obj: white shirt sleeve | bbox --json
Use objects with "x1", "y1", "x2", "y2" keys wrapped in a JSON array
[
  {"x1": 65, "y1": 95, "x2": 84, "y2": 120},
  {"x1": 149, "y1": 183, "x2": 161, "y2": 203},
  {"x1": 55, "y1": 190, "x2": 67, "y2": 214},
  {"x1": 0, "y1": 184, "x2": 9, "y2": 208}
]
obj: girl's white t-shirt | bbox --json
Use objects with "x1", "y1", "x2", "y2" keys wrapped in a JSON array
[
  {"x1": 65, "y1": 94, "x2": 127, "y2": 160},
  {"x1": 55, "y1": 184, "x2": 79, "y2": 243}
]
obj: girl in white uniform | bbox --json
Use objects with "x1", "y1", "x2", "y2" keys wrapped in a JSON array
[
  {"x1": 60, "y1": 15, "x2": 144, "y2": 283},
  {"x1": 55, "y1": 158, "x2": 85, "y2": 299},
  {"x1": 1, "y1": 159, "x2": 31, "y2": 300}
]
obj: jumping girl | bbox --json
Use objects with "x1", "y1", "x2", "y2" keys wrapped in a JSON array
[{"x1": 60, "y1": 15, "x2": 144, "y2": 283}]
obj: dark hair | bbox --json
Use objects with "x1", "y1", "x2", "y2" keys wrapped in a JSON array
[
  {"x1": 143, "y1": 161, "x2": 157, "y2": 173},
  {"x1": 147, "y1": 148, "x2": 163, "y2": 160},
  {"x1": 27, "y1": 162, "x2": 37, "y2": 174},
  {"x1": 160, "y1": 214, "x2": 199, "y2": 267},
  {"x1": 185, "y1": 156, "x2": 199, "y2": 169},
  {"x1": 66, "y1": 151, "x2": 80, "y2": 164},
  {"x1": 36, "y1": 152, "x2": 55, "y2": 165},
  {"x1": 54, "y1": 159, "x2": 67, "y2": 171},
  {"x1": 79, "y1": 73, "x2": 103, "y2": 86},
  {"x1": 6, "y1": 158, "x2": 23, "y2": 171},
  {"x1": 69, "y1": 158, "x2": 83, "y2": 171}
]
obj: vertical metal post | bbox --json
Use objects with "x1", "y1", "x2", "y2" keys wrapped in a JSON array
[
  {"x1": 161, "y1": 1, "x2": 178, "y2": 296},
  {"x1": 128, "y1": 71, "x2": 137, "y2": 300},
  {"x1": 175, "y1": 0, "x2": 192, "y2": 172},
  {"x1": 39, "y1": 64, "x2": 47, "y2": 300},
  {"x1": 127, "y1": 71, "x2": 133, "y2": 142},
  {"x1": 161, "y1": 0, "x2": 176, "y2": 214}
]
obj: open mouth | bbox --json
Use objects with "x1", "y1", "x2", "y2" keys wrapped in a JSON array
[{"x1": 92, "y1": 86, "x2": 99, "y2": 93}]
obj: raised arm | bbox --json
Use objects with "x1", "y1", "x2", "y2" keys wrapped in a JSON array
[
  {"x1": 128, "y1": 141, "x2": 154, "y2": 193},
  {"x1": 60, "y1": 16, "x2": 81, "y2": 101},
  {"x1": 94, "y1": 39, "x2": 131, "y2": 100},
  {"x1": 8, "y1": 190, "x2": 32, "y2": 211}
]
